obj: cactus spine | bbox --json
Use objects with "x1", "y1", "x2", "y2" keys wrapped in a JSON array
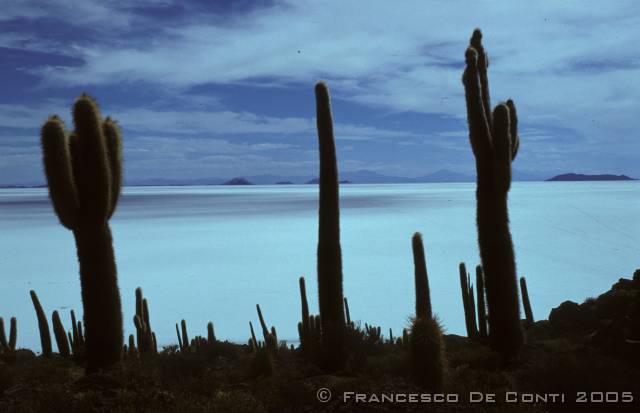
[
  {"x1": 462, "y1": 30, "x2": 523, "y2": 359},
  {"x1": 412, "y1": 233, "x2": 432, "y2": 319},
  {"x1": 30, "y1": 290, "x2": 52, "y2": 357},
  {"x1": 52, "y1": 310, "x2": 70, "y2": 357},
  {"x1": 315, "y1": 82, "x2": 346, "y2": 371},
  {"x1": 520, "y1": 276, "x2": 534, "y2": 328},
  {"x1": 409, "y1": 233, "x2": 446, "y2": 389},
  {"x1": 476, "y1": 265, "x2": 488, "y2": 338},
  {"x1": 40, "y1": 95, "x2": 124, "y2": 372}
]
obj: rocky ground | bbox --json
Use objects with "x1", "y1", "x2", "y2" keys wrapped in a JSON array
[{"x1": 1, "y1": 270, "x2": 639, "y2": 412}]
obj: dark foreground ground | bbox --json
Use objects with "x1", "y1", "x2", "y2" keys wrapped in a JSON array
[{"x1": 1, "y1": 270, "x2": 639, "y2": 413}]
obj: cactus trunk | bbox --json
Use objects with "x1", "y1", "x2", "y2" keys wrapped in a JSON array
[
  {"x1": 462, "y1": 29, "x2": 523, "y2": 359},
  {"x1": 315, "y1": 82, "x2": 346, "y2": 371},
  {"x1": 412, "y1": 233, "x2": 432, "y2": 320}
]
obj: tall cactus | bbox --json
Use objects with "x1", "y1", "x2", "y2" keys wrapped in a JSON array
[
  {"x1": 40, "y1": 95, "x2": 124, "y2": 372},
  {"x1": 315, "y1": 82, "x2": 346, "y2": 371},
  {"x1": 30, "y1": 290, "x2": 52, "y2": 357},
  {"x1": 412, "y1": 233, "x2": 432, "y2": 320},
  {"x1": 520, "y1": 276, "x2": 534, "y2": 328},
  {"x1": 462, "y1": 29, "x2": 523, "y2": 359}
]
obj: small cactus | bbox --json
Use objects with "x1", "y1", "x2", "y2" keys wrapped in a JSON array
[
  {"x1": 412, "y1": 233, "x2": 432, "y2": 320},
  {"x1": 344, "y1": 297, "x2": 351, "y2": 325},
  {"x1": 459, "y1": 263, "x2": 478, "y2": 339},
  {"x1": 52, "y1": 311, "x2": 70, "y2": 357},
  {"x1": 520, "y1": 276, "x2": 534, "y2": 328},
  {"x1": 30, "y1": 290, "x2": 52, "y2": 357},
  {"x1": 133, "y1": 288, "x2": 155, "y2": 354},
  {"x1": 409, "y1": 317, "x2": 446, "y2": 390},
  {"x1": 249, "y1": 321, "x2": 258, "y2": 352},
  {"x1": 0, "y1": 317, "x2": 17, "y2": 353},
  {"x1": 175, "y1": 323, "x2": 183, "y2": 352},
  {"x1": 207, "y1": 322, "x2": 216, "y2": 343},
  {"x1": 476, "y1": 265, "x2": 488, "y2": 338},
  {"x1": 181, "y1": 319, "x2": 189, "y2": 351}
]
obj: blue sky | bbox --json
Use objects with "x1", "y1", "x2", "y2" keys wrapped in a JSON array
[{"x1": 1, "y1": 0, "x2": 639, "y2": 184}]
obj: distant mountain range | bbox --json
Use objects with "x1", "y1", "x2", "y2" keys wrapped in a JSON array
[
  {"x1": 546, "y1": 173, "x2": 636, "y2": 182},
  {"x1": 125, "y1": 168, "x2": 544, "y2": 186},
  {"x1": 2, "y1": 169, "x2": 636, "y2": 188}
]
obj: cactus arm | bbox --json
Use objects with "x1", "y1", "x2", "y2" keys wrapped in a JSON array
[
  {"x1": 462, "y1": 47, "x2": 493, "y2": 168},
  {"x1": 470, "y1": 29, "x2": 492, "y2": 125},
  {"x1": 180, "y1": 319, "x2": 189, "y2": 349},
  {"x1": 72, "y1": 95, "x2": 112, "y2": 223},
  {"x1": 40, "y1": 117, "x2": 79, "y2": 229},
  {"x1": 491, "y1": 104, "x2": 513, "y2": 193},
  {"x1": 506, "y1": 100, "x2": 519, "y2": 160},
  {"x1": 0, "y1": 317, "x2": 7, "y2": 352},
  {"x1": 103, "y1": 117, "x2": 123, "y2": 218}
]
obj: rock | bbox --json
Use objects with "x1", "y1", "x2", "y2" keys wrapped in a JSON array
[
  {"x1": 549, "y1": 300, "x2": 595, "y2": 332},
  {"x1": 593, "y1": 289, "x2": 636, "y2": 319},
  {"x1": 612, "y1": 278, "x2": 635, "y2": 291}
]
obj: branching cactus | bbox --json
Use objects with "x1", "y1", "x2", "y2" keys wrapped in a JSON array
[
  {"x1": 40, "y1": 95, "x2": 124, "y2": 372},
  {"x1": 133, "y1": 288, "x2": 155, "y2": 354},
  {"x1": 315, "y1": 82, "x2": 347, "y2": 371},
  {"x1": 462, "y1": 29, "x2": 523, "y2": 359}
]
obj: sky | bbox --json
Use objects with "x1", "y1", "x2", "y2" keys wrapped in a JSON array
[{"x1": 1, "y1": 0, "x2": 639, "y2": 184}]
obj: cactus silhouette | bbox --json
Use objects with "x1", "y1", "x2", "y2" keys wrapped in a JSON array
[
  {"x1": 476, "y1": 265, "x2": 488, "y2": 338},
  {"x1": 299, "y1": 277, "x2": 310, "y2": 332},
  {"x1": 520, "y1": 276, "x2": 534, "y2": 328},
  {"x1": 315, "y1": 82, "x2": 346, "y2": 371},
  {"x1": 344, "y1": 297, "x2": 351, "y2": 326},
  {"x1": 207, "y1": 322, "x2": 216, "y2": 343},
  {"x1": 249, "y1": 321, "x2": 258, "y2": 352},
  {"x1": 30, "y1": 290, "x2": 52, "y2": 357},
  {"x1": 40, "y1": 95, "x2": 124, "y2": 372},
  {"x1": 181, "y1": 319, "x2": 190, "y2": 351},
  {"x1": 412, "y1": 233, "x2": 432, "y2": 319},
  {"x1": 0, "y1": 317, "x2": 17, "y2": 353},
  {"x1": 409, "y1": 235, "x2": 446, "y2": 389},
  {"x1": 133, "y1": 288, "x2": 155, "y2": 354},
  {"x1": 175, "y1": 323, "x2": 183, "y2": 352},
  {"x1": 52, "y1": 311, "x2": 70, "y2": 357},
  {"x1": 462, "y1": 29, "x2": 523, "y2": 359},
  {"x1": 459, "y1": 263, "x2": 478, "y2": 339}
]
